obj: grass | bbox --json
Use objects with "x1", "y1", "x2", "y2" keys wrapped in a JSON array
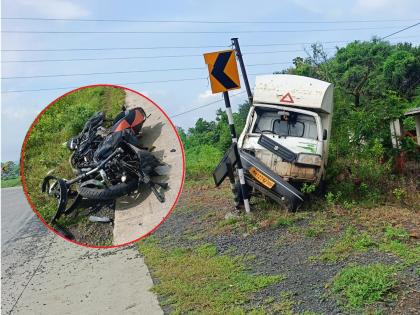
[
  {"x1": 331, "y1": 263, "x2": 397, "y2": 309},
  {"x1": 319, "y1": 226, "x2": 376, "y2": 262},
  {"x1": 271, "y1": 291, "x2": 295, "y2": 315},
  {"x1": 185, "y1": 145, "x2": 223, "y2": 180},
  {"x1": 275, "y1": 216, "x2": 296, "y2": 227},
  {"x1": 305, "y1": 211, "x2": 340, "y2": 238},
  {"x1": 138, "y1": 238, "x2": 285, "y2": 314},
  {"x1": 380, "y1": 241, "x2": 420, "y2": 266},
  {"x1": 212, "y1": 194, "x2": 310, "y2": 236},
  {"x1": 378, "y1": 226, "x2": 420, "y2": 267},
  {"x1": 1, "y1": 177, "x2": 21, "y2": 188},
  {"x1": 22, "y1": 86, "x2": 125, "y2": 222}
]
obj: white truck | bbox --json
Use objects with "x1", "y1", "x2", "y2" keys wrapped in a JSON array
[{"x1": 214, "y1": 74, "x2": 334, "y2": 210}]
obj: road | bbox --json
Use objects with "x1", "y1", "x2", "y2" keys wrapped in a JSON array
[
  {"x1": 1, "y1": 186, "x2": 34, "y2": 246},
  {"x1": 1, "y1": 187, "x2": 163, "y2": 315}
]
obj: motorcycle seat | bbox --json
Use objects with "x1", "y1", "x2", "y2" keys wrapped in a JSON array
[{"x1": 112, "y1": 107, "x2": 146, "y2": 135}]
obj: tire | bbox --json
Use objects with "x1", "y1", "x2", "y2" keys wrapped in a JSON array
[
  {"x1": 78, "y1": 179, "x2": 138, "y2": 200},
  {"x1": 286, "y1": 197, "x2": 300, "y2": 212},
  {"x1": 315, "y1": 180, "x2": 327, "y2": 197}
]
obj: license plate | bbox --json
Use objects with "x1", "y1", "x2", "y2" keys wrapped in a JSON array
[{"x1": 248, "y1": 167, "x2": 275, "y2": 189}]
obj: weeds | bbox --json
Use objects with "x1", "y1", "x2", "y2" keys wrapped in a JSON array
[
  {"x1": 320, "y1": 226, "x2": 376, "y2": 262},
  {"x1": 331, "y1": 263, "x2": 397, "y2": 309}
]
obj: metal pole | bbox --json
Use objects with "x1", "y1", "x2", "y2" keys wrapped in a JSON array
[
  {"x1": 231, "y1": 38, "x2": 253, "y2": 105},
  {"x1": 223, "y1": 91, "x2": 251, "y2": 213}
]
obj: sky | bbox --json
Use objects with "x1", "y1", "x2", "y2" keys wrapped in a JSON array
[{"x1": 1, "y1": 0, "x2": 420, "y2": 161}]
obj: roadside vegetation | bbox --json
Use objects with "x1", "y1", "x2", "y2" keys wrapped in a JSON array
[
  {"x1": 22, "y1": 86, "x2": 125, "y2": 245},
  {"x1": 139, "y1": 39, "x2": 419, "y2": 314},
  {"x1": 1, "y1": 161, "x2": 21, "y2": 188},
  {"x1": 139, "y1": 238, "x2": 285, "y2": 314},
  {"x1": 331, "y1": 263, "x2": 397, "y2": 310}
]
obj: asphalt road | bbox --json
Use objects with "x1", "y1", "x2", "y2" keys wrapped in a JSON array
[
  {"x1": 1, "y1": 186, "x2": 162, "y2": 315},
  {"x1": 1, "y1": 187, "x2": 34, "y2": 246}
]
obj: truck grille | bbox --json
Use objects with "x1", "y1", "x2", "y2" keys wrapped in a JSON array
[{"x1": 258, "y1": 135, "x2": 297, "y2": 163}]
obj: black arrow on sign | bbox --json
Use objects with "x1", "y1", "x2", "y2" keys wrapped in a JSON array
[{"x1": 211, "y1": 51, "x2": 239, "y2": 89}]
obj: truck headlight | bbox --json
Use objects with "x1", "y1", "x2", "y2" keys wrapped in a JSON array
[{"x1": 297, "y1": 154, "x2": 322, "y2": 166}]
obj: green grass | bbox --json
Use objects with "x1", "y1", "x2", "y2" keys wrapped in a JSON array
[
  {"x1": 275, "y1": 217, "x2": 296, "y2": 227},
  {"x1": 380, "y1": 241, "x2": 420, "y2": 266},
  {"x1": 272, "y1": 291, "x2": 295, "y2": 314},
  {"x1": 1, "y1": 177, "x2": 21, "y2": 188},
  {"x1": 320, "y1": 226, "x2": 376, "y2": 262},
  {"x1": 377, "y1": 226, "x2": 420, "y2": 267},
  {"x1": 305, "y1": 211, "x2": 338, "y2": 238},
  {"x1": 23, "y1": 86, "x2": 125, "y2": 222},
  {"x1": 138, "y1": 238, "x2": 285, "y2": 314},
  {"x1": 185, "y1": 144, "x2": 223, "y2": 180},
  {"x1": 331, "y1": 263, "x2": 397, "y2": 309}
]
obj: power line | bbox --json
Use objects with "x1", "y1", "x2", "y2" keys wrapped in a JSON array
[
  {"x1": 381, "y1": 21, "x2": 420, "y2": 39},
  {"x1": 3, "y1": 36, "x2": 418, "y2": 52},
  {"x1": 2, "y1": 62, "x2": 292, "y2": 79},
  {"x1": 1, "y1": 71, "x2": 275, "y2": 93},
  {"x1": 2, "y1": 17, "x2": 418, "y2": 24},
  {"x1": 2, "y1": 53, "x2": 205, "y2": 63},
  {"x1": 2, "y1": 48, "x2": 335, "y2": 64},
  {"x1": 2, "y1": 67, "x2": 204, "y2": 79},
  {"x1": 2, "y1": 25, "x2": 408, "y2": 34},
  {"x1": 171, "y1": 91, "x2": 247, "y2": 118},
  {"x1": 1, "y1": 45, "x2": 229, "y2": 52},
  {"x1": 1, "y1": 77, "x2": 209, "y2": 93}
]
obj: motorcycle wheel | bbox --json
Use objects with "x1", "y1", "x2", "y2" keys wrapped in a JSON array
[{"x1": 78, "y1": 179, "x2": 138, "y2": 200}]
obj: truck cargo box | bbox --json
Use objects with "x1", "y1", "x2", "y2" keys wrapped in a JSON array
[{"x1": 253, "y1": 74, "x2": 333, "y2": 114}]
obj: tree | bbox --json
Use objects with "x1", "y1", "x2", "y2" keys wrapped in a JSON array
[
  {"x1": 382, "y1": 45, "x2": 420, "y2": 100},
  {"x1": 1, "y1": 161, "x2": 19, "y2": 179},
  {"x1": 329, "y1": 40, "x2": 393, "y2": 107}
]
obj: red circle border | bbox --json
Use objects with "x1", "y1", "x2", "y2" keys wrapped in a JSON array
[{"x1": 20, "y1": 84, "x2": 186, "y2": 249}]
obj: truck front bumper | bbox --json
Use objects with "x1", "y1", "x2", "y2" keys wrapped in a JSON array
[{"x1": 213, "y1": 144, "x2": 304, "y2": 211}]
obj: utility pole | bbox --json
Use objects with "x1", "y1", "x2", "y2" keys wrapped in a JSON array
[{"x1": 231, "y1": 38, "x2": 253, "y2": 105}]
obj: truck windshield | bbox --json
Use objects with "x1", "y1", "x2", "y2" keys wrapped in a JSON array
[{"x1": 253, "y1": 111, "x2": 318, "y2": 140}]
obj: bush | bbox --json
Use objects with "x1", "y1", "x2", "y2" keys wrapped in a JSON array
[{"x1": 326, "y1": 138, "x2": 392, "y2": 203}]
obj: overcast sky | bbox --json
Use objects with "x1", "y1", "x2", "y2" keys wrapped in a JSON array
[{"x1": 2, "y1": 0, "x2": 419, "y2": 161}]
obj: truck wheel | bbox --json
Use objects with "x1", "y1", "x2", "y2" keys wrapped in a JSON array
[
  {"x1": 286, "y1": 197, "x2": 300, "y2": 212},
  {"x1": 315, "y1": 180, "x2": 327, "y2": 197}
]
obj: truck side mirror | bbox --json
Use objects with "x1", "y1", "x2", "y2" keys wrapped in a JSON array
[{"x1": 323, "y1": 129, "x2": 328, "y2": 140}]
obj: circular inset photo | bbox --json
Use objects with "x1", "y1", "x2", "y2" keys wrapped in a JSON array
[{"x1": 21, "y1": 85, "x2": 185, "y2": 247}]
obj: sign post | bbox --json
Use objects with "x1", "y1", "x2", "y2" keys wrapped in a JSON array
[
  {"x1": 204, "y1": 49, "x2": 251, "y2": 213},
  {"x1": 231, "y1": 38, "x2": 253, "y2": 105}
]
